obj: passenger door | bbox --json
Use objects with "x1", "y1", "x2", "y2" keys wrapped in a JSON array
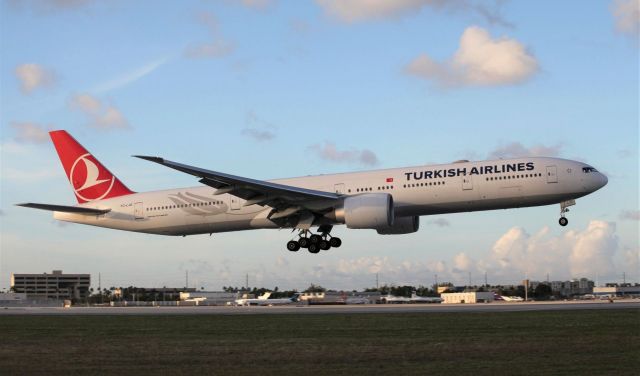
[
  {"x1": 546, "y1": 166, "x2": 558, "y2": 183},
  {"x1": 134, "y1": 202, "x2": 144, "y2": 219},
  {"x1": 230, "y1": 197, "x2": 241, "y2": 210},
  {"x1": 462, "y1": 175, "x2": 473, "y2": 190}
]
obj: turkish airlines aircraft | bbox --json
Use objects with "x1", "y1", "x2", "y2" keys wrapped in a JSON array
[{"x1": 18, "y1": 131, "x2": 607, "y2": 253}]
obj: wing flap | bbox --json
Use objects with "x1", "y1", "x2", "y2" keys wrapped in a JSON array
[{"x1": 16, "y1": 203, "x2": 111, "y2": 215}]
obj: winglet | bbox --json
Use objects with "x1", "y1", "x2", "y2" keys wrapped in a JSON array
[{"x1": 133, "y1": 155, "x2": 165, "y2": 163}]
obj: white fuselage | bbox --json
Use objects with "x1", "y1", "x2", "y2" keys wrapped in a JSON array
[{"x1": 54, "y1": 157, "x2": 607, "y2": 236}]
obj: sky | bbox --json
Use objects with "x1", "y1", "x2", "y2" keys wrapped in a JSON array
[{"x1": 1, "y1": 0, "x2": 638, "y2": 291}]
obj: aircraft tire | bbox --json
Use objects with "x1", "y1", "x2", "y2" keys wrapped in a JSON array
[
  {"x1": 559, "y1": 217, "x2": 568, "y2": 226},
  {"x1": 299, "y1": 237, "x2": 310, "y2": 248},
  {"x1": 308, "y1": 243, "x2": 320, "y2": 254},
  {"x1": 309, "y1": 234, "x2": 322, "y2": 244},
  {"x1": 319, "y1": 240, "x2": 331, "y2": 251},
  {"x1": 329, "y1": 237, "x2": 342, "y2": 248},
  {"x1": 287, "y1": 241, "x2": 300, "y2": 252}
]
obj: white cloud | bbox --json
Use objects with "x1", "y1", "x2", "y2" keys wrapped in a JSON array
[
  {"x1": 427, "y1": 218, "x2": 451, "y2": 227},
  {"x1": 452, "y1": 252, "x2": 474, "y2": 272},
  {"x1": 69, "y1": 93, "x2": 129, "y2": 130},
  {"x1": 11, "y1": 122, "x2": 51, "y2": 144},
  {"x1": 491, "y1": 221, "x2": 619, "y2": 281},
  {"x1": 309, "y1": 141, "x2": 379, "y2": 166},
  {"x1": 241, "y1": 110, "x2": 277, "y2": 141},
  {"x1": 611, "y1": 0, "x2": 640, "y2": 39},
  {"x1": 226, "y1": 0, "x2": 275, "y2": 9},
  {"x1": 1, "y1": 167, "x2": 59, "y2": 182},
  {"x1": 568, "y1": 221, "x2": 618, "y2": 277},
  {"x1": 15, "y1": 63, "x2": 56, "y2": 94},
  {"x1": 184, "y1": 11, "x2": 235, "y2": 59},
  {"x1": 93, "y1": 57, "x2": 168, "y2": 93},
  {"x1": 404, "y1": 26, "x2": 538, "y2": 87},
  {"x1": 241, "y1": 128, "x2": 276, "y2": 141},
  {"x1": 316, "y1": 0, "x2": 439, "y2": 22},
  {"x1": 619, "y1": 210, "x2": 640, "y2": 221},
  {"x1": 488, "y1": 142, "x2": 562, "y2": 159},
  {"x1": 315, "y1": 0, "x2": 511, "y2": 26},
  {"x1": 298, "y1": 221, "x2": 623, "y2": 288},
  {"x1": 8, "y1": 0, "x2": 94, "y2": 12}
]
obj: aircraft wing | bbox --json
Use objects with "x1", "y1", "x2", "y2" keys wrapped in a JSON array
[
  {"x1": 134, "y1": 156, "x2": 341, "y2": 221},
  {"x1": 16, "y1": 203, "x2": 111, "y2": 215}
]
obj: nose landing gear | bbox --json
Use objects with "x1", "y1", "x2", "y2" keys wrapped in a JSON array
[
  {"x1": 285, "y1": 227, "x2": 342, "y2": 253},
  {"x1": 558, "y1": 200, "x2": 575, "y2": 227}
]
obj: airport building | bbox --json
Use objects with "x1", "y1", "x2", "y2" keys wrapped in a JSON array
[
  {"x1": 299, "y1": 291, "x2": 381, "y2": 304},
  {"x1": 441, "y1": 292, "x2": 494, "y2": 304},
  {"x1": 529, "y1": 278, "x2": 594, "y2": 297},
  {"x1": 10, "y1": 270, "x2": 90, "y2": 300},
  {"x1": 593, "y1": 285, "x2": 640, "y2": 297}
]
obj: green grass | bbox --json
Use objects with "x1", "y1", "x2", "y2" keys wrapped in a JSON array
[{"x1": 0, "y1": 309, "x2": 638, "y2": 375}]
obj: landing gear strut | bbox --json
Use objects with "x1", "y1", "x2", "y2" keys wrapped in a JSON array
[
  {"x1": 558, "y1": 200, "x2": 575, "y2": 227},
  {"x1": 285, "y1": 227, "x2": 342, "y2": 253}
]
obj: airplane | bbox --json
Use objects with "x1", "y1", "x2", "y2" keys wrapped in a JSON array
[
  {"x1": 17, "y1": 130, "x2": 608, "y2": 253},
  {"x1": 409, "y1": 292, "x2": 443, "y2": 303},
  {"x1": 501, "y1": 296, "x2": 525, "y2": 302},
  {"x1": 381, "y1": 293, "x2": 411, "y2": 304},
  {"x1": 234, "y1": 292, "x2": 300, "y2": 306}
]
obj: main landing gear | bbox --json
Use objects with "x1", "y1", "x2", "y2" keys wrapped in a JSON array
[
  {"x1": 286, "y1": 227, "x2": 342, "y2": 254},
  {"x1": 558, "y1": 200, "x2": 575, "y2": 227}
]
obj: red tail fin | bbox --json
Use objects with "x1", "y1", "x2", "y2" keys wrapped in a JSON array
[{"x1": 49, "y1": 130, "x2": 134, "y2": 203}]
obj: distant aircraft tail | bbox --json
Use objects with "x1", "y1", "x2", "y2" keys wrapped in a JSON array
[
  {"x1": 49, "y1": 130, "x2": 134, "y2": 203},
  {"x1": 258, "y1": 292, "x2": 271, "y2": 300}
]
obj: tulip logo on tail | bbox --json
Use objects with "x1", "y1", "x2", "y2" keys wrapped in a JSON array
[{"x1": 70, "y1": 153, "x2": 115, "y2": 201}]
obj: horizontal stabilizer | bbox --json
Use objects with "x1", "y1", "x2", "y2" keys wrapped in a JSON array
[{"x1": 16, "y1": 203, "x2": 111, "y2": 215}]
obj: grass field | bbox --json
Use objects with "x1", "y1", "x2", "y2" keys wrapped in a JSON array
[{"x1": 0, "y1": 309, "x2": 638, "y2": 375}]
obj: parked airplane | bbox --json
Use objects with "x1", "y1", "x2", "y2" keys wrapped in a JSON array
[
  {"x1": 18, "y1": 131, "x2": 607, "y2": 253},
  {"x1": 409, "y1": 292, "x2": 443, "y2": 303},
  {"x1": 235, "y1": 292, "x2": 300, "y2": 306},
  {"x1": 381, "y1": 294, "x2": 411, "y2": 304}
]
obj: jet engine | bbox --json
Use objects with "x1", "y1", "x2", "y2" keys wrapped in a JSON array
[
  {"x1": 334, "y1": 193, "x2": 394, "y2": 229},
  {"x1": 376, "y1": 216, "x2": 420, "y2": 235}
]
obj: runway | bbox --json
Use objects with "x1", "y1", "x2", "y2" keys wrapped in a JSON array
[{"x1": 2, "y1": 300, "x2": 638, "y2": 315}]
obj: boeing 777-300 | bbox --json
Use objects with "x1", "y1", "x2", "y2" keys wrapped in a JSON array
[{"x1": 18, "y1": 131, "x2": 608, "y2": 253}]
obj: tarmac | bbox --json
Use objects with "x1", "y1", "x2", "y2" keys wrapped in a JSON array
[{"x1": 1, "y1": 300, "x2": 638, "y2": 316}]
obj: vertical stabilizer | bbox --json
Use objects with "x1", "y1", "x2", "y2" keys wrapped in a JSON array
[
  {"x1": 258, "y1": 292, "x2": 271, "y2": 300},
  {"x1": 49, "y1": 130, "x2": 134, "y2": 203}
]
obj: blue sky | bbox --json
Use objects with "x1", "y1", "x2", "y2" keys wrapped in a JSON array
[{"x1": 1, "y1": 0, "x2": 638, "y2": 291}]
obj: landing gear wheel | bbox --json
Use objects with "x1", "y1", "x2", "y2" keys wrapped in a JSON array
[
  {"x1": 319, "y1": 240, "x2": 331, "y2": 251},
  {"x1": 287, "y1": 240, "x2": 300, "y2": 252},
  {"x1": 298, "y1": 237, "x2": 310, "y2": 248},
  {"x1": 308, "y1": 243, "x2": 320, "y2": 254},
  {"x1": 329, "y1": 237, "x2": 342, "y2": 248},
  {"x1": 309, "y1": 234, "x2": 322, "y2": 244},
  {"x1": 559, "y1": 217, "x2": 568, "y2": 227}
]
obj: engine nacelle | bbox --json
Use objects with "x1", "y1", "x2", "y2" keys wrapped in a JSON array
[
  {"x1": 376, "y1": 216, "x2": 420, "y2": 235},
  {"x1": 335, "y1": 193, "x2": 394, "y2": 229}
]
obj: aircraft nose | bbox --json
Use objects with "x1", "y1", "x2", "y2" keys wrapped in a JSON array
[
  {"x1": 591, "y1": 172, "x2": 608, "y2": 191},
  {"x1": 599, "y1": 172, "x2": 608, "y2": 188}
]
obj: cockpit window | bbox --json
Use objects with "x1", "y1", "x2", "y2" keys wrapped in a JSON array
[{"x1": 582, "y1": 167, "x2": 597, "y2": 173}]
